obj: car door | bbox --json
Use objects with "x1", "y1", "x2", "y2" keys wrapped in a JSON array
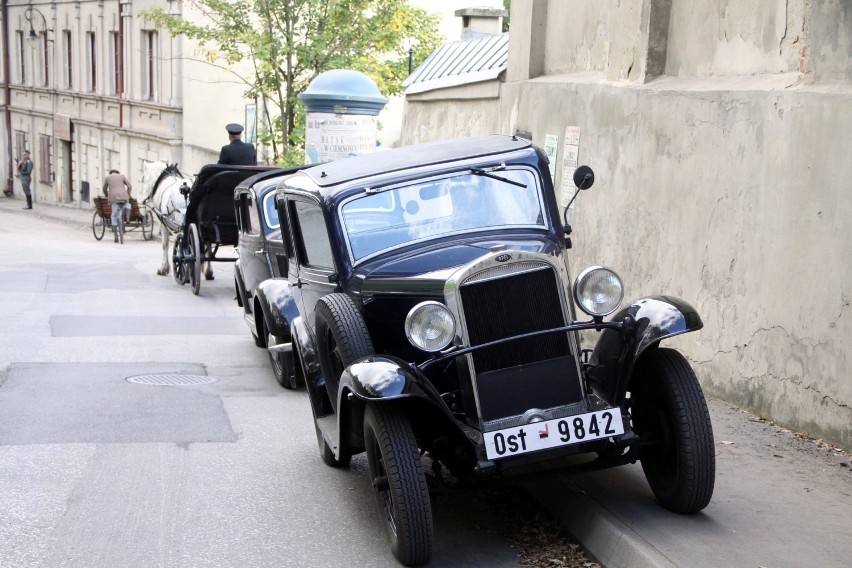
[
  {"x1": 236, "y1": 187, "x2": 270, "y2": 309},
  {"x1": 284, "y1": 196, "x2": 338, "y2": 333}
]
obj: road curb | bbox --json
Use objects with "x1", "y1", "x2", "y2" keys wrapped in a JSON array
[{"x1": 523, "y1": 477, "x2": 676, "y2": 568}]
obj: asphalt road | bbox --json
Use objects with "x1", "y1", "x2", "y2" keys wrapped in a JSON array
[{"x1": 0, "y1": 207, "x2": 533, "y2": 567}]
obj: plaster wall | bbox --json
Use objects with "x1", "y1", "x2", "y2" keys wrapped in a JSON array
[{"x1": 401, "y1": 0, "x2": 852, "y2": 449}]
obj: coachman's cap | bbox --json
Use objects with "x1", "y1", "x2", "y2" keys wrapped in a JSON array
[{"x1": 225, "y1": 123, "x2": 244, "y2": 135}]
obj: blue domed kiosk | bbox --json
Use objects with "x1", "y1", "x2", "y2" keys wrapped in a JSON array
[{"x1": 299, "y1": 70, "x2": 388, "y2": 164}]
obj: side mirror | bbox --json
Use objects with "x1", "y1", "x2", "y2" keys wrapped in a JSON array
[
  {"x1": 563, "y1": 165, "x2": 596, "y2": 232},
  {"x1": 573, "y1": 165, "x2": 595, "y2": 190}
]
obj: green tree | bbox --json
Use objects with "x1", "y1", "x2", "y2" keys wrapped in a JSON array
[{"x1": 142, "y1": 0, "x2": 442, "y2": 165}]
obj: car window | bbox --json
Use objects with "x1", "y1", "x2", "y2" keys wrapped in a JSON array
[
  {"x1": 291, "y1": 200, "x2": 334, "y2": 269},
  {"x1": 340, "y1": 168, "x2": 546, "y2": 262},
  {"x1": 262, "y1": 191, "x2": 280, "y2": 233},
  {"x1": 237, "y1": 192, "x2": 258, "y2": 236}
]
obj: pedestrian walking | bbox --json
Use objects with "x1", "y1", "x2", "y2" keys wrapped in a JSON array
[
  {"x1": 103, "y1": 169, "x2": 133, "y2": 243},
  {"x1": 17, "y1": 150, "x2": 34, "y2": 209},
  {"x1": 217, "y1": 123, "x2": 257, "y2": 165}
]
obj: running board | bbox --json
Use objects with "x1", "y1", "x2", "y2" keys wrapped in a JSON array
[{"x1": 316, "y1": 415, "x2": 341, "y2": 455}]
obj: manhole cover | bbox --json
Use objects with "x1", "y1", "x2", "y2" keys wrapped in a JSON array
[{"x1": 126, "y1": 374, "x2": 216, "y2": 386}]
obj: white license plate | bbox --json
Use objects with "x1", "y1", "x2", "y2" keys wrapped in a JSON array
[{"x1": 484, "y1": 409, "x2": 624, "y2": 460}]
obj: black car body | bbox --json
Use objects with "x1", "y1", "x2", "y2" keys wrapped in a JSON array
[
  {"x1": 234, "y1": 165, "x2": 309, "y2": 387},
  {"x1": 252, "y1": 135, "x2": 715, "y2": 565}
]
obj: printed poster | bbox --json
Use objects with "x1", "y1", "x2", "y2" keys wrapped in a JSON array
[{"x1": 560, "y1": 126, "x2": 581, "y2": 207}]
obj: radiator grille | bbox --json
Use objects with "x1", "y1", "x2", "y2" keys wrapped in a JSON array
[{"x1": 460, "y1": 266, "x2": 568, "y2": 373}]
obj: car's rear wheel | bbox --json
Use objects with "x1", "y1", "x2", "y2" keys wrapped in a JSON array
[
  {"x1": 315, "y1": 294, "x2": 374, "y2": 467},
  {"x1": 364, "y1": 403, "x2": 433, "y2": 566},
  {"x1": 267, "y1": 330, "x2": 296, "y2": 390},
  {"x1": 632, "y1": 348, "x2": 715, "y2": 513}
]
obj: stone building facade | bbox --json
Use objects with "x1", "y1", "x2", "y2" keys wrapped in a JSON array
[{"x1": 1, "y1": 0, "x2": 251, "y2": 207}]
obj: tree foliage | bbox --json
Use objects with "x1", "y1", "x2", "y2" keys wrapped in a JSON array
[{"x1": 142, "y1": 0, "x2": 442, "y2": 165}]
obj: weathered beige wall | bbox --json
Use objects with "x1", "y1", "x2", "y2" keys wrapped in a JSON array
[{"x1": 401, "y1": 0, "x2": 852, "y2": 449}]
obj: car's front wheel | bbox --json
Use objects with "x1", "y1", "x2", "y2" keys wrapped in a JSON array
[
  {"x1": 364, "y1": 403, "x2": 433, "y2": 566},
  {"x1": 314, "y1": 294, "x2": 374, "y2": 467},
  {"x1": 632, "y1": 348, "x2": 715, "y2": 513}
]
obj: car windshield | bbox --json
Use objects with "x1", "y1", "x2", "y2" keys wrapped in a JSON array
[{"x1": 340, "y1": 168, "x2": 546, "y2": 262}]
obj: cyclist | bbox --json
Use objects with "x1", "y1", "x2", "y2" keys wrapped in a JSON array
[{"x1": 103, "y1": 169, "x2": 133, "y2": 243}]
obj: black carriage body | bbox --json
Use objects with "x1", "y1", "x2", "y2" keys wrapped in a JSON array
[{"x1": 184, "y1": 164, "x2": 280, "y2": 248}]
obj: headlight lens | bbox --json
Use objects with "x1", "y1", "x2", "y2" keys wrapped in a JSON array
[
  {"x1": 574, "y1": 266, "x2": 624, "y2": 317},
  {"x1": 405, "y1": 301, "x2": 455, "y2": 352}
]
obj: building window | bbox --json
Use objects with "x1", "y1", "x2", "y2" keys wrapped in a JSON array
[
  {"x1": 38, "y1": 34, "x2": 49, "y2": 86},
  {"x1": 108, "y1": 32, "x2": 123, "y2": 96},
  {"x1": 15, "y1": 132, "x2": 28, "y2": 159},
  {"x1": 85, "y1": 32, "x2": 96, "y2": 92},
  {"x1": 62, "y1": 31, "x2": 73, "y2": 89},
  {"x1": 141, "y1": 31, "x2": 158, "y2": 101},
  {"x1": 38, "y1": 135, "x2": 52, "y2": 184},
  {"x1": 15, "y1": 31, "x2": 25, "y2": 84}
]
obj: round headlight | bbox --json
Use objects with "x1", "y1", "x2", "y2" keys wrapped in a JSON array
[
  {"x1": 574, "y1": 266, "x2": 624, "y2": 317},
  {"x1": 405, "y1": 301, "x2": 456, "y2": 352}
]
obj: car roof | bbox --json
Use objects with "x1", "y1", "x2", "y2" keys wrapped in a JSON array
[{"x1": 301, "y1": 135, "x2": 532, "y2": 188}]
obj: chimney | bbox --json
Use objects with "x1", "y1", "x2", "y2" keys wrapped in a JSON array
[{"x1": 455, "y1": 6, "x2": 508, "y2": 40}]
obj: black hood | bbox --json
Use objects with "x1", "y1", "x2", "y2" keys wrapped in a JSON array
[{"x1": 351, "y1": 235, "x2": 559, "y2": 297}]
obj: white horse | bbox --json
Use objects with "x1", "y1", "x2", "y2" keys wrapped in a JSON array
[{"x1": 139, "y1": 162, "x2": 198, "y2": 277}]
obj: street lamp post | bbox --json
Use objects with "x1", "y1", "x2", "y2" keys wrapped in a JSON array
[{"x1": 24, "y1": 7, "x2": 50, "y2": 40}]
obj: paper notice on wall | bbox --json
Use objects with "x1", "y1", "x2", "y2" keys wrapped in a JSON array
[
  {"x1": 560, "y1": 126, "x2": 581, "y2": 208},
  {"x1": 543, "y1": 134, "x2": 559, "y2": 182}
]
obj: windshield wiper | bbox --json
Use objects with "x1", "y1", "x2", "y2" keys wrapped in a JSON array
[{"x1": 470, "y1": 168, "x2": 527, "y2": 188}]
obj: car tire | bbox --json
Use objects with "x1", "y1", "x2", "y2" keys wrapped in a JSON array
[
  {"x1": 314, "y1": 294, "x2": 374, "y2": 468},
  {"x1": 632, "y1": 348, "x2": 715, "y2": 514},
  {"x1": 267, "y1": 330, "x2": 297, "y2": 390},
  {"x1": 364, "y1": 403, "x2": 433, "y2": 566}
]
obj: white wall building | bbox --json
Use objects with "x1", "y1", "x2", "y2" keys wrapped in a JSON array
[{"x1": 1, "y1": 0, "x2": 251, "y2": 208}]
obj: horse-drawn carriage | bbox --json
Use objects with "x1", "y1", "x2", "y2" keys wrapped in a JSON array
[{"x1": 143, "y1": 163, "x2": 277, "y2": 295}]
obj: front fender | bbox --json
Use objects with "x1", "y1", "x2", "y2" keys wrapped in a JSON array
[
  {"x1": 255, "y1": 278, "x2": 300, "y2": 338},
  {"x1": 340, "y1": 355, "x2": 443, "y2": 404},
  {"x1": 588, "y1": 295, "x2": 703, "y2": 404},
  {"x1": 336, "y1": 356, "x2": 460, "y2": 454}
]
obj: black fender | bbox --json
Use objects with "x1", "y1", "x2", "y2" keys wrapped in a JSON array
[
  {"x1": 255, "y1": 278, "x2": 301, "y2": 339},
  {"x1": 292, "y1": 315, "x2": 334, "y2": 418},
  {"x1": 587, "y1": 295, "x2": 703, "y2": 404},
  {"x1": 335, "y1": 355, "x2": 462, "y2": 455}
]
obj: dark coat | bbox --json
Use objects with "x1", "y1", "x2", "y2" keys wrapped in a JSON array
[{"x1": 218, "y1": 140, "x2": 257, "y2": 165}]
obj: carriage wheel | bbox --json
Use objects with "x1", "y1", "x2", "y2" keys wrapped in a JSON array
[
  {"x1": 141, "y1": 211, "x2": 155, "y2": 241},
  {"x1": 91, "y1": 211, "x2": 105, "y2": 241},
  {"x1": 187, "y1": 224, "x2": 202, "y2": 295},
  {"x1": 172, "y1": 233, "x2": 188, "y2": 286}
]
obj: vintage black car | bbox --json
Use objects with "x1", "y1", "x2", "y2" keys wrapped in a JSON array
[
  {"x1": 234, "y1": 165, "x2": 309, "y2": 388},
  {"x1": 253, "y1": 135, "x2": 715, "y2": 565}
]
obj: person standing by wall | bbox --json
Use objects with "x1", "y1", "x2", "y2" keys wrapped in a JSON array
[
  {"x1": 17, "y1": 150, "x2": 34, "y2": 209},
  {"x1": 217, "y1": 123, "x2": 257, "y2": 165},
  {"x1": 103, "y1": 169, "x2": 133, "y2": 243}
]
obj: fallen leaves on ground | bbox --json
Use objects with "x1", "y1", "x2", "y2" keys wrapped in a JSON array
[{"x1": 483, "y1": 486, "x2": 602, "y2": 568}]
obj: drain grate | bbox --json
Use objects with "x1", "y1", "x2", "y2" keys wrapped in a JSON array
[{"x1": 126, "y1": 374, "x2": 217, "y2": 386}]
